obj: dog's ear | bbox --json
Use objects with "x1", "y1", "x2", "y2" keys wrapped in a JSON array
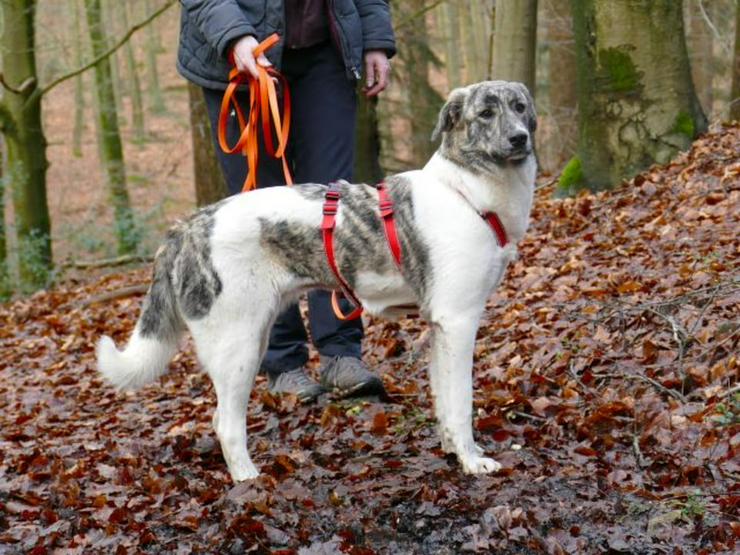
[
  {"x1": 513, "y1": 82, "x2": 537, "y2": 134},
  {"x1": 431, "y1": 88, "x2": 467, "y2": 141}
]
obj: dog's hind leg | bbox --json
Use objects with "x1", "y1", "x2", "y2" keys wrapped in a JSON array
[
  {"x1": 191, "y1": 308, "x2": 274, "y2": 482},
  {"x1": 428, "y1": 315, "x2": 501, "y2": 475}
]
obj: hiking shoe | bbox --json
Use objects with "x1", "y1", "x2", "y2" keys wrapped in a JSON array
[
  {"x1": 267, "y1": 368, "x2": 324, "y2": 402},
  {"x1": 319, "y1": 356, "x2": 386, "y2": 398}
]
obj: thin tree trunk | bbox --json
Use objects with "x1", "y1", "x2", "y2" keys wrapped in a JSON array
[
  {"x1": 568, "y1": 0, "x2": 708, "y2": 193},
  {"x1": 687, "y1": 0, "x2": 714, "y2": 116},
  {"x1": 121, "y1": 1, "x2": 146, "y2": 140},
  {"x1": 187, "y1": 83, "x2": 227, "y2": 206},
  {"x1": 731, "y1": 0, "x2": 740, "y2": 121},
  {"x1": 492, "y1": 0, "x2": 538, "y2": 93},
  {"x1": 0, "y1": 136, "x2": 9, "y2": 298},
  {"x1": 541, "y1": 0, "x2": 577, "y2": 172},
  {"x1": 353, "y1": 90, "x2": 383, "y2": 184},
  {"x1": 0, "y1": 0, "x2": 52, "y2": 288},
  {"x1": 144, "y1": 0, "x2": 166, "y2": 114},
  {"x1": 101, "y1": 0, "x2": 125, "y2": 119},
  {"x1": 72, "y1": 0, "x2": 85, "y2": 157},
  {"x1": 85, "y1": 0, "x2": 138, "y2": 254}
]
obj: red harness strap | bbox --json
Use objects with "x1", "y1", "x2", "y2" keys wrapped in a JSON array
[
  {"x1": 376, "y1": 183, "x2": 402, "y2": 267},
  {"x1": 321, "y1": 183, "x2": 365, "y2": 321},
  {"x1": 482, "y1": 212, "x2": 508, "y2": 247}
]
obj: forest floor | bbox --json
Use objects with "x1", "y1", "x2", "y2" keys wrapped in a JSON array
[{"x1": 0, "y1": 122, "x2": 737, "y2": 553}]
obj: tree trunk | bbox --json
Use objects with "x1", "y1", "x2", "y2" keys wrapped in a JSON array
[
  {"x1": 353, "y1": 90, "x2": 383, "y2": 184},
  {"x1": 541, "y1": 0, "x2": 577, "y2": 172},
  {"x1": 731, "y1": 1, "x2": 740, "y2": 121},
  {"x1": 0, "y1": 137, "x2": 9, "y2": 299},
  {"x1": 144, "y1": 0, "x2": 166, "y2": 114},
  {"x1": 567, "y1": 0, "x2": 708, "y2": 193},
  {"x1": 492, "y1": 0, "x2": 538, "y2": 93},
  {"x1": 85, "y1": 0, "x2": 138, "y2": 254},
  {"x1": 440, "y1": 1, "x2": 462, "y2": 87},
  {"x1": 187, "y1": 83, "x2": 227, "y2": 206},
  {"x1": 461, "y1": 0, "x2": 487, "y2": 82},
  {"x1": 72, "y1": 0, "x2": 85, "y2": 157},
  {"x1": 687, "y1": 0, "x2": 714, "y2": 116},
  {"x1": 121, "y1": 1, "x2": 146, "y2": 140},
  {"x1": 396, "y1": 0, "x2": 443, "y2": 167},
  {"x1": 0, "y1": 0, "x2": 53, "y2": 289}
]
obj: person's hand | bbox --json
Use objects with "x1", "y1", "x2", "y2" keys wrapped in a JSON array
[
  {"x1": 231, "y1": 35, "x2": 271, "y2": 79},
  {"x1": 363, "y1": 50, "x2": 391, "y2": 97}
]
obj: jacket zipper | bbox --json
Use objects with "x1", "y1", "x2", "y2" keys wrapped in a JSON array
[{"x1": 326, "y1": 0, "x2": 361, "y2": 80}]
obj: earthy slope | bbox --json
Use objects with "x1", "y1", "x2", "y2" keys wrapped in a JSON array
[{"x1": 0, "y1": 125, "x2": 738, "y2": 554}]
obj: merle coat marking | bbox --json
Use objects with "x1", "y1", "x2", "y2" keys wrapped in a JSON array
[{"x1": 97, "y1": 81, "x2": 538, "y2": 482}]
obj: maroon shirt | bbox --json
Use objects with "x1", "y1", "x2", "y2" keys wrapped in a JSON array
[{"x1": 284, "y1": 0, "x2": 330, "y2": 49}]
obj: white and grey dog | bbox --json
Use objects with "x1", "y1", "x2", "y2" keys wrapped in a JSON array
[{"x1": 97, "y1": 80, "x2": 537, "y2": 482}]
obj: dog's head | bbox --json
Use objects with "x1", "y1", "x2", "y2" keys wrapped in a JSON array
[{"x1": 432, "y1": 81, "x2": 537, "y2": 172}]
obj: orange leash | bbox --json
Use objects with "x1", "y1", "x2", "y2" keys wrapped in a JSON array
[{"x1": 217, "y1": 34, "x2": 293, "y2": 192}]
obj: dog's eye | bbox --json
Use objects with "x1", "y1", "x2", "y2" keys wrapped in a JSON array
[
  {"x1": 479, "y1": 109, "x2": 494, "y2": 119},
  {"x1": 514, "y1": 102, "x2": 526, "y2": 114}
]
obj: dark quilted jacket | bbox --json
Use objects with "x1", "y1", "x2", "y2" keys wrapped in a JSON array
[{"x1": 177, "y1": 0, "x2": 396, "y2": 90}]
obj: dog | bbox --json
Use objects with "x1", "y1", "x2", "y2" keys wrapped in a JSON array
[{"x1": 97, "y1": 81, "x2": 537, "y2": 482}]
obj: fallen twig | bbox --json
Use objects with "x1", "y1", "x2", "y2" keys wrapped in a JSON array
[
  {"x1": 65, "y1": 254, "x2": 153, "y2": 269},
  {"x1": 77, "y1": 284, "x2": 149, "y2": 308}
]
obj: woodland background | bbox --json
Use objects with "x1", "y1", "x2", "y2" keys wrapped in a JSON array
[{"x1": 0, "y1": 0, "x2": 738, "y2": 553}]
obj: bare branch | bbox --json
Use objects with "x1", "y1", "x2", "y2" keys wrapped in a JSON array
[
  {"x1": 0, "y1": 75, "x2": 37, "y2": 95},
  {"x1": 77, "y1": 284, "x2": 149, "y2": 308},
  {"x1": 36, "y1": 0, "x2": 177, "y2": 99}
]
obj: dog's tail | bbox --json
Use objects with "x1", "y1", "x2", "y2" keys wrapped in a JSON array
[{"x1": 97, "y1": 241, "x2": 184, "y2": 390}]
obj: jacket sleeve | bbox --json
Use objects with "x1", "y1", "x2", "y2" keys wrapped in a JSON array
[
  {"x1": 355, "y1": 0, "x2": 397, "y2": 58},
  {"x1": 180, "y1": 0, "x2": 255, "y2": 58}
]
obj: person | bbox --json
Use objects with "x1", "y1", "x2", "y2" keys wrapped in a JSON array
[{"x1": 177, "y1": 1, "x2": 396, "y2": 402}]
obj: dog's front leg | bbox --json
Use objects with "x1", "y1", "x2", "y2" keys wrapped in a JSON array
[{"x1": 429, "y1": 317, "x2": 501, "y2": 474}]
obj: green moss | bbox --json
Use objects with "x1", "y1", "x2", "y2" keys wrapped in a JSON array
[
  {"x1": 597, "y1": 47, "x2": 642, "y2": 94},
  {"x1": 672, "y1": 111, "x2": 695, "y2": 139},
  {"x1": 556, "y1": 156, "x2": 586, "y2": 197}
]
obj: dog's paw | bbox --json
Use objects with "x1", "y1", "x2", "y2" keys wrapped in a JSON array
[
  {"x1": 459, "y1": 455, "x2": 502, "y2": 475},
  {"x1": 230, "y1": 464, "x2": 260, "y2": 482}
]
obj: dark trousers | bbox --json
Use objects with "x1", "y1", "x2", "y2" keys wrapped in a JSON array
[{"x1": 202, "y1": 42, "x2": 363, "y2": 376}]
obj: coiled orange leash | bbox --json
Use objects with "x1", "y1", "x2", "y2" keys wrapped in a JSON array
[{"x1": 217, "y1": 34, "x2": 293, "y2": 192}]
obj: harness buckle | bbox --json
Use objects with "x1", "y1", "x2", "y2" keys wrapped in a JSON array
[
  {"x1": 323, "y1": 201, "x2": 337, "y2": 216},
  {"x1": 325, "y1": 189, "x2": 340, "y2": 201},
  {"x1": 379, "y1": 199, "x2": 394, "y2": 217}
]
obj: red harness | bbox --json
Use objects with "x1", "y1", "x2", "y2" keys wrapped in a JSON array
[{"x1": 321, "y1": 182, "x2": 508, "y2": 320}]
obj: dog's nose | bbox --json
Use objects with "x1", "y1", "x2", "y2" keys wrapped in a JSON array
[{"x1": 509, "y1": 133, "x2": 528, "y2": 148}]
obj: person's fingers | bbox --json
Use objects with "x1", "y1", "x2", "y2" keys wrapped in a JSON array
[
  {"x1": 365, "y1": 59, "x2": 390, "y2": 97},
  {"x1": 256, "y1": 54, "x2": 272, "y2": 68},
  {"x1": 365, "y1": 56, "x2": 377, "y2": 90}
]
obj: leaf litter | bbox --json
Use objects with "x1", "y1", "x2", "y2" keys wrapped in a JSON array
[{"x1": 0, "y1": 124, "x2": 738, "y2": 553}]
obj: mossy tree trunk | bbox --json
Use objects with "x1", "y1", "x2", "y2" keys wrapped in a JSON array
[
  {"x1": 731, "y1": 1, "x2": 740, "y2": 121},
  {"x1": 85, "y1": 0, "x2": 138, "y2": 254},
  {"x1": 187, "y1": 83, "x2": 227, "y2": 206},
  {"x1": 0, "y1": 0, "x2": 53, "y2": 289},
  {"x1": 492, "y1": 0, "x2": 538, "y2": 93},
  {"x1": 568, "y1": 0, "x2": 708, "y2": 193},
  {"x1": 541, "y1": 0, "x2": 577, "y2": 172}
]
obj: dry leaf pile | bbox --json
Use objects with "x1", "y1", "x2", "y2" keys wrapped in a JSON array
[{"x1": 1, "y1": 125, "x2": 738, "y2": 553}]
